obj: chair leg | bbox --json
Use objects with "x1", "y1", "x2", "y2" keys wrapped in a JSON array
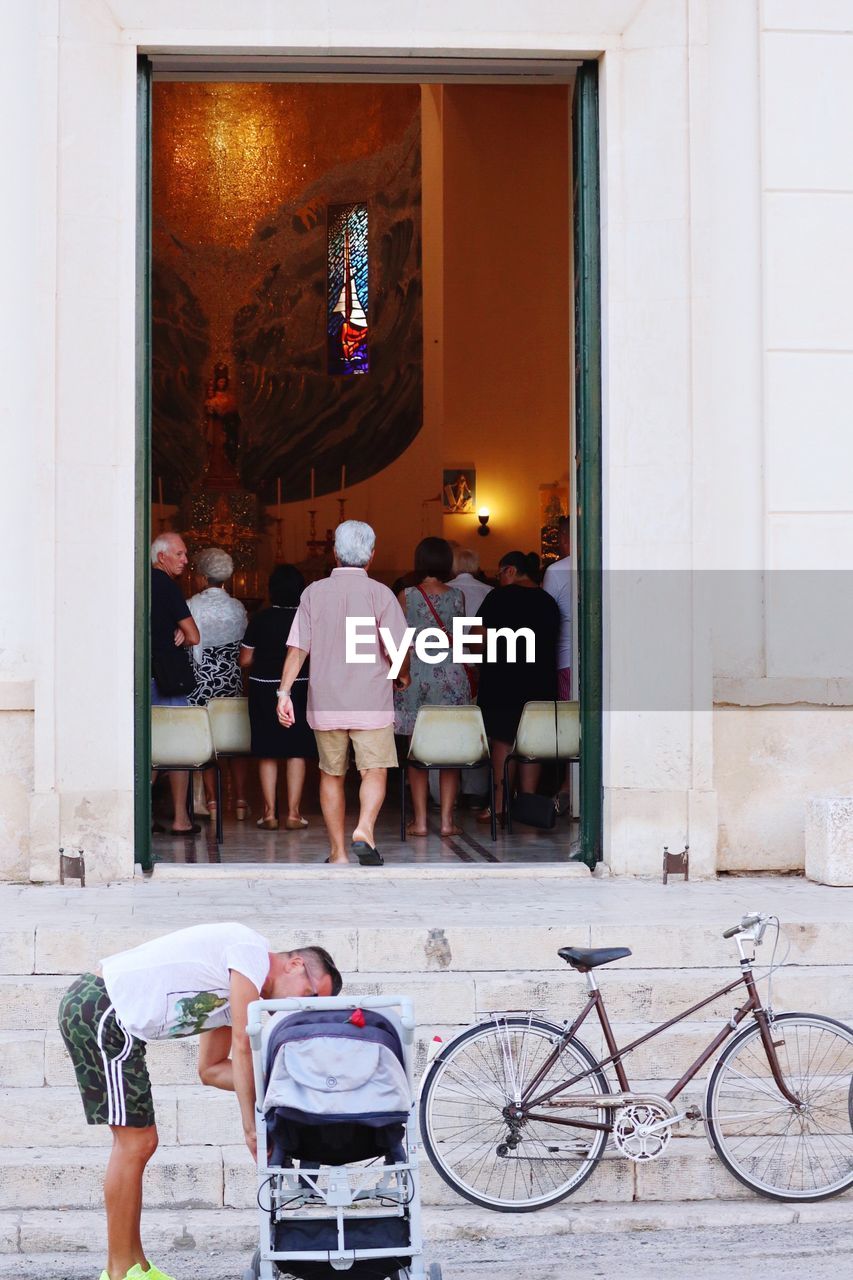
[
  {"x1": 400, "y1": 766, "x2": 406, "y2": 842},
  {"x1": 503, "y1": 756, "x2": 512, "y2": 834},
  {"x1": 187, "y1": 773, "x2": 194, "y2": 824},
  {"x1": 215, "y1": 766, "x2": 223, "y2": 845},
  {"x1": 489, "y1": 770, "x2": 497, "y2": 842}
]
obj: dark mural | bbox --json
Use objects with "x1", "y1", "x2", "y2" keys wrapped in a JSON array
[{"x1": 151, "y1": 83, "x2": 422, "y2": 505}]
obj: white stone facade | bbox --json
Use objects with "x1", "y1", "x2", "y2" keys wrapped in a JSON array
[{"x1": 1, "y1": 0, "x2": 851, "y2": 882}]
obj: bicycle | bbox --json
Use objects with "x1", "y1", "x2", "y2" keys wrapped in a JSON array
[{"x1": 419, "y1": 912, "x2": 853, "y2": 1210}]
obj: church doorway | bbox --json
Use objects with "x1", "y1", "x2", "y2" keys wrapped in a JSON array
[{"x1": 135, "y1": 57, "x2": 602, "y2": 870}]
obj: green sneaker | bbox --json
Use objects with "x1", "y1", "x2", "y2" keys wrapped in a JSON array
[{"x1": 140, "y1": 1266, "x2": 177, "y2": 1280}]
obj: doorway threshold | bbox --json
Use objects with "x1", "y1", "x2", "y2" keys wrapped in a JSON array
[{"x1": 149, "y1": 861, "x2": 591, "y2": 882}]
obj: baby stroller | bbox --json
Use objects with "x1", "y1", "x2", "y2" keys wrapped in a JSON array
[{"x1": 243, "y1": 995, "x2": 441, "y2": 1280}]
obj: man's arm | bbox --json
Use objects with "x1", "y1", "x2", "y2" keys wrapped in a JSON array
[
  {"x1": 276, "y1": 646, "x2": 308, "y2": 726},
  {"x1": 228, "y1": 970, "x2": 262, "y2": 1158},
  {"x1": 176, "y1": 614, "x2": 200, "y2": 646},
  {"x1": 197, "y1": 1026, "x2": 234, "y2": 1090}
]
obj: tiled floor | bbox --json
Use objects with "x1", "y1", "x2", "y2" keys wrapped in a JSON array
[{"x1": 152, "y1": 769, "x2": 580, "y2": 866}]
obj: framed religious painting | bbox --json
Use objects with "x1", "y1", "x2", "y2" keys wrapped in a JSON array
[{"x1": 442, "y1": 466, "x2": 476, "y2": 514}]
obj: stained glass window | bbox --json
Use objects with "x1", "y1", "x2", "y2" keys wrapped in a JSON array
[{"x1": 327, "y1": 203, "x2": 369, "y2": 376}]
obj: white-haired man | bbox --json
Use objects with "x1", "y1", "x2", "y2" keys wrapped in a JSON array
[
  {"x1": 150, "y1": 532, "x2": 201, "y2": 834},
  {"x1": 276, "y1": 521, "x2": 411, "y2": 865}
]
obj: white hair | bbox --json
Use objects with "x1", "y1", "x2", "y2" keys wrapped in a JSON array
[
  {"x1": 334, "y1": 520, "x2": 376, "y2": 567},
  {"x1": 151, "y1": 532, "x2": 180, "y2": 565},
  {"x1": 452, "y1": 545, "x2": 480, "y2": 575},
  {"x1": 196, "y1": 546, "x2": 234, "y2": 585}
]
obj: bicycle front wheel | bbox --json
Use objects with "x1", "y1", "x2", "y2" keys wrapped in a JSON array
[
  {"x1": 419, "y1": 1016, "x2": 610, "y2": 1211},
  {"x1": 706, "y1": 1012, "x2": 853, "y2": 1201}
]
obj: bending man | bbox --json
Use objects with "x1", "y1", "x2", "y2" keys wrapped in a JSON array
[{"x1": 58, "y1": 921, "x2": 341, "y2": 1280}]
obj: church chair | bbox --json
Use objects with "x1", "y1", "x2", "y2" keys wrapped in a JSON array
[
  {"x1": 401, "y1": 705, "x2": 496, "y2": 842},
  {"x1": 151, "y1": 705, "x2": 223, "y2": 845},
  {"x1": 503, "y1": 700, "x2": 580, "y2": 833}
]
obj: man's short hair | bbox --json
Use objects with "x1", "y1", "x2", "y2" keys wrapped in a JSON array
[
  {"x1": 335, "y1": 520, "x2": 376, "y2": 568},
  {"x1": 150, "y1": 532, "x2": 178, "y2": 565},
  {"x1": 452, "y1": 545, "x2": 480, "y2": 576},
  {"x1": 290, "y1": 945, "x2": 343, "y2": 996}
]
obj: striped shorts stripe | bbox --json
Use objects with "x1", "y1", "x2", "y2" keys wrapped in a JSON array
[{"x1": 58, "y1": 974, "x2": 155, "y2": 1128}]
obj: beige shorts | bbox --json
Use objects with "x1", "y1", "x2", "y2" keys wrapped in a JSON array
[{"x1": 315, "y1": 726, "x2": 398, "y2": 776}]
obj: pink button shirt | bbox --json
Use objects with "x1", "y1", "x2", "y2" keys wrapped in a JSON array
[{"x1": 287, "y1": 568, "x2": 410, "y2": 731}]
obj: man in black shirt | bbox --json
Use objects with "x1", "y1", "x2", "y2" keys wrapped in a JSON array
[{"x1": 150, "y1": 533, "x2": 201, "y2": 834}]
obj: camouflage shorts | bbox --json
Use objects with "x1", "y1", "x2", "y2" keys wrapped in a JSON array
[{"x1": 58, "y1": 973, "x2": 155, "y2": 1128}]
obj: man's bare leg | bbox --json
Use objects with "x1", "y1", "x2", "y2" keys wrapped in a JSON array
[
  {"x1": 319, "y1": 770, "x2": 348, "y2": 863},
  {"x1": 285, "y1": 757, "x2": 307, "y2": 821},
  {"x1": 104, "y1": 1124, "x2": 158, "y2": 1278},
  {"x1": 353, "y1": 767, "x2": 386, "y2": 848}
]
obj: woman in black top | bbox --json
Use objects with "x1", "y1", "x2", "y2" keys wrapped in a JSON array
[
  {"x1": 476, "y1": 551, "x2": 559, "y2": 823},
  {"x1": 240, "y1": 565, "x2": 318, "y2": 831}
]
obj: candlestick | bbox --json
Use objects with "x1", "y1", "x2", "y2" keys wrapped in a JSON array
[
  {"x1": 310, "y1": 468, "x2": 315, "y2": 500},
  {"x1": 157, "y1": 476, "x2": 164, "y2": 506},
  {"x1": 340, "y1": 464, "x2": 346, "y2": 492},
  {"x1": 276, "y1": 477, "x2": 282, "y2": 507}
]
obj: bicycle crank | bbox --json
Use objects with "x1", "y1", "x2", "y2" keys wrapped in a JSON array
[{"x1": 612, "y1": 1102, "x2": 675, "y2": 1161}]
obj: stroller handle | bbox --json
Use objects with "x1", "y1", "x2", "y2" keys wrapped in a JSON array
[{"x1": 246, "y1": 995, "x2": 416, "y2": 1048}]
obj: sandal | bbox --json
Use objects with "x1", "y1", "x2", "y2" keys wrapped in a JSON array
[
  {"x1": 284, "y1": 816, "x2": 309, "y2": 830},
  {"x1": 235, "y1": 800, "x2": 249, "y2": 821},
  {"x1": 256, "y1": 816, "x2": 279, "y2": 831},
  {"x1": 351, "y1": 841, "x2": 384, "y2": 867}
]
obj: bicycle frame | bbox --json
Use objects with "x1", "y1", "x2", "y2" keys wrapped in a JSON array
[{"x1": 518, "y1": 958, "x2": 801, "y2": 1131}]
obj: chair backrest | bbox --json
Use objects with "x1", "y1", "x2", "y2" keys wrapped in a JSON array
[
  {"x1": 408, "y1": 705, "x2": 490, "y2": 767},
  {"x1": 207, "y1": 696, "x2": 251, "y2": 755},
  {"x1": 151, "y1": 706, "x2": 215, "y2": 769},
  {"x1": 514, "y1": 701, "x2": 580, "y2": 761}
]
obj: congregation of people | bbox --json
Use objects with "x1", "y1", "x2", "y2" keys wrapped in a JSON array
[{"x1": 150, "y1": 515, "x2": 573, "y2": 862}]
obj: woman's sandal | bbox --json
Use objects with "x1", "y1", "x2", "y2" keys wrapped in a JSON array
[
  {"x1": 256, "y1": 816, "x2": 279, "y2": 830},
  {"x1": 284, "y1": 816, "x2": 309, "y2": 830}
]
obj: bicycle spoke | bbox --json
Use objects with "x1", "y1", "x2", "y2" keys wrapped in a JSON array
[{"x1": 708, "y1": 1015, "x2": 853, "y2": 1200}]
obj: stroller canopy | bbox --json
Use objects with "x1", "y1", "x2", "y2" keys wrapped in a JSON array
[{"x1": 263, "y1": 1008, "x2": 411, "y2": 1125}]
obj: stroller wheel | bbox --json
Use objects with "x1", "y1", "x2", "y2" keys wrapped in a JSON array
[{"x1": 241, "y1": 1246, "x2": 260, "y2": 1280}]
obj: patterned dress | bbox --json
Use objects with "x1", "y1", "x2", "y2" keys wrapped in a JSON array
[
  {"x1": 393, "y1": 586, "x2": 471, "y2": 735},
  {"x1": 186, "y1": 587, "x2": 248, "y2": 706}
]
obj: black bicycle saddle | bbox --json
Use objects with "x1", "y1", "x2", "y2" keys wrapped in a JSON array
[{"x1": 557, "y1": 946, "x2": 632, "y2": 971}]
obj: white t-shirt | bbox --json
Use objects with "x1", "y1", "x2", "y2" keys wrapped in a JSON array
[
  {"x1": 102, "y1": 922, "x2": 271, "y2": 1042},
  {"x1": 446, "y1": 573, "x2": 493, "y2": 616},
  {"x1": 542, "y1": 556, "x2": 573, "y2": 670}
]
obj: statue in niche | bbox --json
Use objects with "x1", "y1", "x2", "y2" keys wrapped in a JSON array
[{"x1": 202, "y1": 362, "x2": 241, "y2": 484}]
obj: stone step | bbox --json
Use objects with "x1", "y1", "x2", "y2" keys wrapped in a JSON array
[
  {"x1": 0, "y1": 1073, "x2": 713, "y2": 1150},
  {"x1": 4, "y1": 1019, "x2": 736, "y2": 1094},
  {"x1": 3, "y1": 917, "x2": 850, "y2": 977},
  {"x1": 4, "y1": 967, "x2": 851, "y2": 1032},
  {"x1": 0, "y1": 1135, "x2": 792, "y2": 1212},
  {"x1": 6, "y1": 1197, "x2": 853, "y2": 1258}
]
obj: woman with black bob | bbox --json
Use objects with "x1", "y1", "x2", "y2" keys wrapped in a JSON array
[
  {"x1": 476, "y1": 550, "x2": 559, "y2": 824},
  {"x1": 240, "y1": 565, "x2": 318, "y2": 831}
]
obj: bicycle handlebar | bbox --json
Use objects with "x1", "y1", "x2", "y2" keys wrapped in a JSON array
[{"x1": 722, "y1": 912, "x2": 766, "y2": 940}]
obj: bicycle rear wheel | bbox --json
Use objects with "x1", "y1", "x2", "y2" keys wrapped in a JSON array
[
  {"x1": 419, "y1": 1016, "x2": 610, "y2": 1211},
  {"x1": 706, "y1": 1012, "x2": 853, "y2": 1201}
]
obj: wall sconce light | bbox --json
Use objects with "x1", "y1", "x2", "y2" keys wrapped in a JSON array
[{"x1": 477, "y1": 507, "x2": 491, "y2": 537}]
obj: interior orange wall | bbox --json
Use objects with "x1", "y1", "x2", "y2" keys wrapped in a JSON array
[
  {"x1": 216, "y1": 83, "x2": 571, "y2": 584},
  {"x1": 438, "y1": 84, "x2": 572, "y2": 567}
]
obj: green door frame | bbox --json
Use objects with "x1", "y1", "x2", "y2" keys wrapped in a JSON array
[
  {"x1": 134, "y1": 55, "x2": 153, "y2": 869},
  {"x1": 573, "y1": 61, "x2": 604, "y2": 868},
  {"x1": 133, "y1": 55, "x2": 604, "y2": 871}
]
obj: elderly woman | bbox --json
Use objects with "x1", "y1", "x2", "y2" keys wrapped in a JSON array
[
  {"x1": 187, "y1": 547, "x2": 249, "y2": 820},
  {"x1": 394, "y1": 537, "x2": 471, "y2": 838}
]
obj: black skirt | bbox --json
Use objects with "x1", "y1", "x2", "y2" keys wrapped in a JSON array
[{"x1": 248, "y1": 679, "x2": 318, "y2": 760}]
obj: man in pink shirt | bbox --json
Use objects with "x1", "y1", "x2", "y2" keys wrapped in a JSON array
[{"x1": 277, "y1": 521, "x2": 411, "y2": 865}]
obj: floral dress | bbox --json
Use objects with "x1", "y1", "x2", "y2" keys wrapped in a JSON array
[
  {"x1": 186, "y1": 587, "x2": 248, "y2": 706},
  {"x1": 393, "y1": 586, "x2": 471, "y2": 735}
]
